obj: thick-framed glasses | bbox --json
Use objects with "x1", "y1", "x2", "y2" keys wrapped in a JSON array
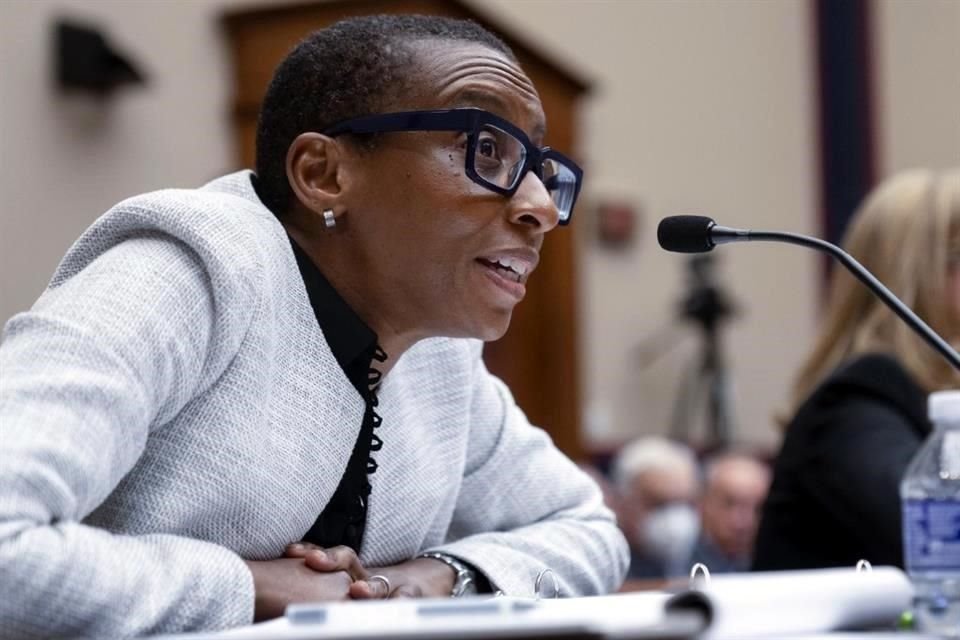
[{"x1": 323, "y1": 108, "x2": 583, "y2": 225}]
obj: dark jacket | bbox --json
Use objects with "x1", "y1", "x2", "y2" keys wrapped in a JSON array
[{"x1": 752, "y1": 353, "x2": 930, "y2": 571}]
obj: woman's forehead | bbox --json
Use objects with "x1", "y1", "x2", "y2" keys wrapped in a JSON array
[{"x1": 405, "y1": 40, "x2": 545, "y2": 138}]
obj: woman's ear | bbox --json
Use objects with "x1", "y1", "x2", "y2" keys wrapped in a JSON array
[{"x1": 285, "y1": 132, "x2": 347, "y2": 217}]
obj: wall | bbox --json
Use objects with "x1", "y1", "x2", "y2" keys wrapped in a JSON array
[
  {"x1": 874, "y1": 0, "x2": 960, "y2": 176},
  {"x1": 0, "y1": 0, "x2": 240, "y2": 316},
  {"x1": 1, "y1": 0, "x2": 956, "y2": 452}
]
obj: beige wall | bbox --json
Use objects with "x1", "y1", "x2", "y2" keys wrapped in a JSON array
[
  {"x1": 0, "y1": 0, "x2": 242, "y2": 317},
  {"x1": 874, "y1": 0, "x2": 960, "y2": 176},
  {"x1": 0, "y1": 0, "x2": 956, "y2": 451}
]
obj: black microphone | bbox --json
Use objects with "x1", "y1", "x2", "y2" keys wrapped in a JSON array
[{"x1": 657, "y1": 215, "x2": 960, "y2": 371}]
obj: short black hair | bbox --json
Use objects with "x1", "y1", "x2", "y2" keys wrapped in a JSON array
[{"x1": 254, "y1": 14, "x2": 515, "y2": 216}]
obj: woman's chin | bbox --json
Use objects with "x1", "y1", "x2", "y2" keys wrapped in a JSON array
[{"x1": 459, "y1": 310, "x2": 514, "y2": 343}]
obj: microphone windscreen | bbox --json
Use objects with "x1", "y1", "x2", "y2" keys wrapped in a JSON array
[{"x1": 657, "y1": 215, "x2": 716, "y2": 253}]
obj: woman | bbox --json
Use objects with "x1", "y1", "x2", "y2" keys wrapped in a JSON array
[
  {"x1": 0, "y1": 15, "x2": 627, "y2": 637},
  {"x1": 753, "y1": 168, "x2": 960, "y2": 571}
]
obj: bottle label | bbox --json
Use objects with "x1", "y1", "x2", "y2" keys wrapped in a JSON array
[{"x1": 903, "y1": 499, "x2": 960, "y2": 570}]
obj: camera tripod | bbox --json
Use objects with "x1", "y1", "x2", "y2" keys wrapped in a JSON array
[
  {"x1": 635, "y1": 255, "x2": 738, "y2": 450},
  {"x1": 669, "y1": 255, "x2": 737, "y2": 450}
]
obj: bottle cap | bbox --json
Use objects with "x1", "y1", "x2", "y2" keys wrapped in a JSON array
[{"x1": 928, "y1": 390, "x2": 960, "y2": 423}]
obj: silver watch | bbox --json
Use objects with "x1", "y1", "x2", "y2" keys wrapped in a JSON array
[{"x1": 418, "y1": 551, "x2": 478, "y2": 597}]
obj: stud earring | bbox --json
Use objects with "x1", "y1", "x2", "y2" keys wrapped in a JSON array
[{"x1": 323, "y1": 209, "x2": 336, "y2": 229}]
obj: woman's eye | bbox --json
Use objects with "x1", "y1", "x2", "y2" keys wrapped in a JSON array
[{"x1": 477, "y1": 136, "x2": 499, "y2": 159}]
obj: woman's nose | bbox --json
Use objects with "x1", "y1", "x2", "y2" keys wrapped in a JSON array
[{"x1": 508, "y1": 171, "x2": 561, "y2": 232}]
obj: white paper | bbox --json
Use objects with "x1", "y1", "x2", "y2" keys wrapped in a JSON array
[
  {"x1": 161, "y1": 592, "x2": 675, "y2": 640},
  {"x1": 688, "y1": 566, "x2": 913, "y2": 639},
  {"x1": 157, "y1": 566, "x2": 913, "y2": 640}
]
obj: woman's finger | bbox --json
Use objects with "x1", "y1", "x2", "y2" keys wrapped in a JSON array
[
  {"x1": 348, "y1": 576, "x2": 391, "y2": 599},
  {"x1": 303, "y1": 544, "x2": 368, "y2": 581},
  {"x1": 284, "y1": 541, "x2": 323, "y2": 558}
]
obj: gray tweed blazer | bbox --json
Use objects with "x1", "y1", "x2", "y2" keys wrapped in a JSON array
[{"x1": 0, "y1": 172, "x2": 628, "y2": 638}]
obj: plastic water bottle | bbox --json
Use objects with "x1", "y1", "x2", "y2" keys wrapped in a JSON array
[{"x1": 901, "y1": 390, "x2": 960, "y2": 637}]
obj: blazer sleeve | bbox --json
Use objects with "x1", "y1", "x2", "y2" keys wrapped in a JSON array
[
  {"x1": 798, "y1": 398, "x2": 922, "y2": 567},
  {"x1": 0, "y1": 234, "x2": 254, "y2": 638},
  {"x1": 426, "y1": 348, "x2": 629, "y2": 597}
]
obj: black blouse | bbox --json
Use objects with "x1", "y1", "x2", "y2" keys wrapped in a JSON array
[{"x1": 752, "y1": 353, "x2": 930, "y2": 571}]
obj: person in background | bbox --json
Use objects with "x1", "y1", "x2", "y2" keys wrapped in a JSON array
[
  {"x1": 753, "y1": 168, "x2": 960, "y2": 571},
  {"x1": 613, "y1": 436, "x2": 701, "y2": 579},
  {"x1": 0, "y1": 15, "x2": 628, "y2": 638},
  {"x1": 689, "y1": 452, "x2": 771, "y2": 573}
]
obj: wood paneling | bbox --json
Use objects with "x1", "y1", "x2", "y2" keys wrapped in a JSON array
[{"x1": 222, "y1": 0, "x2": 589, "y2": 458}]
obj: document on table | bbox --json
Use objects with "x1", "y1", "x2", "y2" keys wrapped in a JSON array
[
  {"x1": 166, "y1": 592, "x2": 695, "y2": 640},
  {"x1": 159, "y1": 566, "x2": 913, "y2": 640},
  {"x1": 671, "y1": 565, "x2": 912, "y2": 639}
]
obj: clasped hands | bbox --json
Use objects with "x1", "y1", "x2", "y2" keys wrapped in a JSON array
[{"x1": 244, "y1": 542, "x2": 456, "y2": 621}]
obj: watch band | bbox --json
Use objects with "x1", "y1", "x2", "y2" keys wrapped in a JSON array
[{"x1": 417, "y1": 551, "x2": 478, "y2": 597}]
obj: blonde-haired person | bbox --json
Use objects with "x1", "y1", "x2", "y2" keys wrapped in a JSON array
[{"x1": 753, "y1": 167, "x2": 960, "y2": 571}]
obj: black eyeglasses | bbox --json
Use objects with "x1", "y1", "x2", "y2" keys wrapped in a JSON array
[{"x1": 323, "y1": 108, "x2": 582, "y2": 225}]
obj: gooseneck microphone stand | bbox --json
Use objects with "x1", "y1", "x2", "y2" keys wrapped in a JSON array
[
  {"x1": 658, "y1": 215, "x2": 960, "y2": 372},
  {"x1": 723, "y1": 229, "x2": 960, "y2": 371}
]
